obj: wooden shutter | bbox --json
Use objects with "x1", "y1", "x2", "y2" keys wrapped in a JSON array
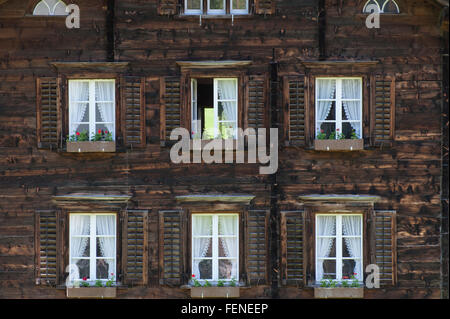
[
  {"x1": 123, "y1": 210, "x2": 148, "y2": 286},
  {"x1": 245, "y1": 210, "x2": 269, "y2": 285},
  {"x1": 246, "y1": 75, "x2": 268, "y2": 133},
  {"x1": 158, "y1": 0, "x2": 178, "y2": 15},
  {"x1": 160, "y1": 77, "x2": 181, "y2": 145},
  {"x1": 121, "y1": 77, "x2": 146, "y2": 148},
  {"x1": 280, "y1": 211, "x2": 304, "y2": 286},
  {"x1": 254, "y1": 0, "x2": 276, "y2": 14},
  {"x1": 372, "y1": 210, "x2": 397, "y2": 286},
  {"x1": 36, "y1": 77, "x2": 60, "y2": 149},
  {"x1": 284, "y1": 76, "x2": 307, "y2": 146},
  {"x1": 372, "y1": 76, "x2": 395, "y2": 146},
  {"x1": 159, "y1": 210, "x2": 184, "y2": 285},
  {"x1": 35, "y1": 211, "x2": 59, "y2": 286}
]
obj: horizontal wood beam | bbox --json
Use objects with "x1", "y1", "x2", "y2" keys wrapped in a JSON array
[
  {"x1": 176, "y1": 60, "x2": 252, "y2": 69},
  {"x1": 298, "y1": 194, "x2": 381, "y2": 203},
  {"x1": 176, "y1": 194, "x2": 255, "y2": 204}
]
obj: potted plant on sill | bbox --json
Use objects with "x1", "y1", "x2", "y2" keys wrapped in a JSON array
[
  {"x1": 314, "y1": 273, "x2": 364, "y2": 299},
  {"x1": 66, "y1": 273, "x2": 117, "y2": 299},
  {"x1": 314, "y1": 129, "x2": 363, "y2": 151},
  {"x1": 190, "y1": 275, "x2": 240, "y2": 299},
  {"x1": 66, "y1": 130, "x2": 116, "y2": 153}
]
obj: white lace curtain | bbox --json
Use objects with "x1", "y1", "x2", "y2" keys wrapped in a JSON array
[
  {"x1": 317, "y1": 79, "x2": 336, "y2": 123},
  {"x1": 219, "y1": 215, "x2": 238, "y2": 279},
  {"x1": 192, "y1": 216, "x2": 212, "y2": 279},
  {"x1": 96, "y1": 215, "x2": 116, "y2": 277},
  {"x1": 316, "y1": 216, "x2": 336, "y2": 281},
  {"x1": 342, "y1": 216, "x2": 362, "y2": 280},
  {"x1": 95, "y1": 82, "x2": 115, "y2": 134},
  {"x1": 217, "y1": 79, "x2": 237, "y2": 137},
  {"x1": 70, "y1": 215, "x2": 90, "y2": 279},
  {"x1": 342, "y1": 79, "x2": 362, "y2": 138},
  {"x1": 69, "y1": 81, "x2": 89, "y2": 135}
]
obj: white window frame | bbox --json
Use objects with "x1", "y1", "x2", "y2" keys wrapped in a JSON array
[
  {"x1": 191, "y1": 213, "x2": 239, "y2": 282},
  {"x1": 207, "y1": 0, "x2": 226, "y2": 15},
  {"x1": 185, "y1": 0, "x2": 203, "y2": 15},
  {"x1": 315, "y1": 214, "x2": 363, "y2": 283},
  {"x1": 315, "y1": 77, "x2": 363, "y2": 139},
  {"x1": 230, "y1": 0, "x2": 249, "y2": 15},
  {"x1": 69, "y1": 213, "x2": 117, "y2": 283},
  {"x1": 68, "y1": 79, "x2": 116, "y2": 140}
]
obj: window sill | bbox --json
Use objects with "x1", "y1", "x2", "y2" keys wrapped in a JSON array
[
  {"x1": 175, "y1": 14, "x2": 252, "y2": 20},
  {"x1": 314, "y1": 287, "x2": 364, "y2": 299},
  {"x1": 190, "y1": 286, "x2": 240, "y2": 299},
  {"x1": 66, "y1": 286, "x2": 117, "y2": 299},
  {"x1": 314, "y1": 139, "x2": 363, "y2": 151},
  {"x1": 66, "y1": 141, "x2": 116, "y2": 153}
]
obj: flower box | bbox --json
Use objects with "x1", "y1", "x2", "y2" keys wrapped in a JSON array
[
  {"x1": 314, "y1": 287, "x2": 364, "y2": 299},
  {"x1": 66, "y1": 141, "x2": 116, "y2": 153},
  {"x1": 314, "y1": 139, "x2": 363, "y2": 151},
  {"x1": 190, "y1": 287, "x2": 240, "y2": 299},
  {"x1": 66, "y1": 287, "x2": 117, "y2": 299}
]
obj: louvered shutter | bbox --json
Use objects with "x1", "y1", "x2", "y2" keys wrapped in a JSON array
[
  {"x1": 123, "y1": 210, "x2": 148, "y2": 286},
  {"x1": 246, "y1": 75, "x2": 268, "y2": 134},
  {"x1": 160, "y1": 77, "x2": 182, "y2": 145},
  {"x1": 158, "y1": 0, "x2": 178, "y2": 15},
  {"x1": 245, "y1": 210, "x2": 269, "y2": 285},
  {"x1": 254, "y1": 0, "x2": 276, "y2": 14},
  {"x1": 121, "y1": 77, "x2": 146, "y2": 148},
  {"x1": 285, "y1": 76, "x2": 307, "y2": 146},
  {"x1": 372, "y1": 210, "x2": 397, "y2": 286},
  {"x1": 159, "y1": 210, "x2": 184, "y2": 285},
  {"x1": 35, "y1": 211, "x2": 59, "y2": 286},
  {"x1": 280, "y1": 211, "x2": 304, "y2": 286},
  {"x1": 372, "y1": 76, "x2": 395, "y2": 146},
  {"x1": 36, "y1": 77, "x2": 60, "y2": 149}
]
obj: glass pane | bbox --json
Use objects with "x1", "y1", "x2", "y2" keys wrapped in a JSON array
[
  {"x1": 193, "y1": 238, "x2": 212, "y2": 258},
  {"x1": 218, "y1": 215, "x2": 238, "y2": 235},
  {"x1": 218, "y1": 122, "x2": 236, "y2": 139},
  {"x1": 219, "y1": 237, "x2": 237, "y2": 257},
  {"x1": 317, "y1": 79, "x2": 336, "y2": 100},
  {"x1": 317, "y1": 122, "x2": 336, "y2": 139},
  {"x1": 74, "y1": 259, "x2": 89, "y2": 279},
  {"x1": 69, "y1": 81, "x2": 89, "y2": 102},
  {"x1": 217, "y1": 79, "x2": 237, "y2": 100},
  {"x1": 342, "y1": 215, "x2": 362, "y2": 236},
  {"x1": 341, "y1": 101, "x2": 361, "y2": 121},
  {"x1": 95, "y1": 81, "x2": 115, "y2": 102},
  {"x1": 317, "y1": 216, "x2": 336, "y2": 236},
  {"x1": 233, "y1": 0, "x2": 247, "y2": 10},
  {"x1": 322, "y1": 260, "x2": 336, "y2": 279},
  {"x1": 96, "y1": 102, "x2": 114, "y2": 123},
  {"x1": 341, "y1": 79, "x2": 361, "y2": 99},
  {"x1": 322, "y1": 101, "x2": 336, "y2": 121},
  {"x1": 197, "y1": 259, "x2": 212, "y2": 279},
  {"x1": 193, "y1": 215, "x2": 213, "y2": 236},
  {"x1": 187, "y1": 0, "x2": 201, "y2": 10},
  {"x1": 96, "y1": 237, "x2": 115, "y2": 258},
  {"x1": 203, "y1": 108, "x2": 215, "y2": 139},
  {"x1": 95, "y1": 124, "x2": 114, "y2": 139},
  {"x1": 343, "y1": 237, "x2": 361, "y2": 258},
  {"x1": 209, "y1": 0, "x2": 224, "y2": 10},
  {"x1": 96, "y1": 215, "x2": 116, "y2": 236},
  {"x1": 342, "y1": 259, "x2": 358, "y2": 279},
  {"x1": 70, "y1": 215, "x2": 90, "y2": 235},
  {"x1": 71, "y1": 238, "x2": 89, "y2": 258},
  {"x1": 219, "y1": 259, "x2": 234, "y2": 279},
  {"x1": 71, "y1": 124, "x2": 89, "y2": 138},
  {"x1": 96, "y1": 259, "x2": 114, "y2": 279},
  {"x1": 218, "y1": 101, "x2": 237, "y2": 121},
  {"x1": 317, "y1": 238, "x2": 336, "y2": 258}
]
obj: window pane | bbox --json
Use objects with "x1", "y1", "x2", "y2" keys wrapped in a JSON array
[
  {"x1": 96, "y1": 103, "x2": 114, "y2": 122},
  {"x1": 197, "y1": 259, "x2": 212, "y2": 279},
  {"x1": 69, "y1": 81, "x2": 89, "y2": 102},
  {"x1": 218, "y1": 101, "x2": 237, "y2": 122},
  {"x1": 317, "y1": 79, "x2": 336, "y2": 100},
  {"x1": 317, "y1": 238, "x2": 336, "y2": 258},
  {"x1": 218, "y1": 215, "x2": 238, "y2": 235},
  {"x1": 341, "y1": 79, "x2": 361, "y2": 99},
  {"x1": 317, "y1": 122, "x2": 336, "y2": 139},
  {"x1": 209, "y1": 0, "x2": 224, "y2": 10},
  {"x1": 96, "y1": 259, "x2": 114, "y2": 279},
  {"x1": 71, "y1": 238, "x2": 89, "y2": 258},
  {"x1": 95, "y1": 81, "x2": 115, "y2": 102},
  {"x1": 342, "y1": 259, "x2": 358, "y2": 278},
  {"x1": 96, "y1": 237, "x2": 115, "y2": 258},
  {"x1": 187, "y1": 0, "x2": 201, "y2": 10},
  {"x1": 219, "y1": 237, "x2": 237, "y2": 257},
  {"x1": 70, "y1": 215, "x2": 90, "y2": 236},
  {"x1": 73, "y1": 259, "x2": 89, "y2": 279},
  {"x1": 217, "y1": 80, "x2": 237, "y2": 100},
  {"x1": 193, "y1": 238, "x2": 212, "y2": 258},
  {"x1": 219, "y1": 259, "x2": 235, "y2": 279},
  {"x1": 96, "y1": 215, "x2": 116, "y2": 236},
  {"x1": 218, "y1": 122, "x2": 236, "y2": 139},
  {"x1": 233, "y1": 0, "x2": 247, "y2": 10},
  {"x1": 321, "y1": 260, "x2": 336, "y2": 279},
  {"x1": 343, "y1": 238, "x2": 361, "y2": 258},
  {"x1": 342, "y1": 215, "x2": 362, "y2": 236},
  {"x1": 342, "y1": 122, "x2": 360, "y2": 139},
  {"x1": 317, "y1": 215, "x2": 336, "y2": 236},
  {"x1": 193, "y1": 215, "x2": 213, "y2": 236}
]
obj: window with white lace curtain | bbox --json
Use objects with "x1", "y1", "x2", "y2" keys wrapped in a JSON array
[
  {"x1": 184, "y1": 0, "x2": 249, "y2": 15},
  {"x1": 69, "y1": 214, "x2": 116, "y2": 283},
  {"x1": 68, "y1": 80, "x2": 116, "y2": 140},
  {"x1": 33, "y1": 0, "x2": 67, "y2": 15},
  {"x1": 315, "y1": 214, "x2": 363, "y2": 283},
  {"x1": 191, "y1": 214, "x2": 239, "y2": 283},
  {"x1": 315, "y1": 78, "x2": 363, "y2": 140}
]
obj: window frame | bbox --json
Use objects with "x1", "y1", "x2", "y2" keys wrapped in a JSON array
[
  {"x1": 207, "y1": 0, "x2": 227, "y2": 15},
  {"x1": 68, "y1": 213, "x2": 117, "y2": 283},
  {"x1": 182, "y1": 0, "x2": 249, "y2": 16},
  {"x1": 315, "y1": 213, "x2": 364, "y2": 283},
  {"x1": 191, "y1": 213, "x2": 240, "y2": 283},
  {"x1": 315, "y1": 77, "x2": 363, "y2": 140},
  {"x1": 230, "y1": 0, "x2": 249, "y2": 15},
  {"x1": 68, "y1": 79, "x2": 116, "y2": 141},
  {"x1": 185, "y1": 0, "x2": 203, "y2": 15}
]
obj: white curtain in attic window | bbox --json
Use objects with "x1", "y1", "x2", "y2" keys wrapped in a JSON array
[{"x1": 33, "y1": 0, "x2": 67, "y2": 16}]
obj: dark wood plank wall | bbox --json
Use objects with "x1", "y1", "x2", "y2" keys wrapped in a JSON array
[{"x1": 0, "y1": 0, "x2": 446, "y2": 298}]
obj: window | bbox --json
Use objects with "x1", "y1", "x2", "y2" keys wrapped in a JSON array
[
  {"x1": 68, "y1": 80, "x2": 116, "y2": 140},
  {"x1": 69, "y1": 214, "x2": 116, "y2": 283},
  {"x1": 184, "y1": 0, "x2": 249, "y2": 15},
  {"x1": 191, "y1": 78, "x2": 238, "y2": 140},
  {"x1": 33, "y1": 0, "x2": 67, "y2": 15},
  {"x1": 192, "y1": 214, "x2": 239, "y2": 283},
  {"x1": 363, "y1": 0, "x2": 400, "y2": 14},
  {"x1": 315, "y1": 78, "x2": 362, "y2": 140},
  {"x1": 315, "y1": 214, "x2": 363, "y2": 283}
]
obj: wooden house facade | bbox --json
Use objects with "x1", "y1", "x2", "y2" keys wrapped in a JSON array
[{"x1": 0, "y1": 0, "x2": 448, "y2": 299}]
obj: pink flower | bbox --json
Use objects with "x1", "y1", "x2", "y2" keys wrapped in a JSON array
[
  {"x1": 336, "y1": 128, "x2": 340, "y2": 131},
  {"x1": 105, "y1": 131, "x2": 108, "y2": 134},
  {"x1": 111, "y1": 273, "x2": 114, "y2": 276}
]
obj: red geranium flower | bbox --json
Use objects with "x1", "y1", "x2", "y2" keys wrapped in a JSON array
[
  {"x1": 105, "y1": 131, "x2": 108, "y2": 134},
  {"x1": 98, "y1": 129, "x2": 102, "y2": 134},
  {"x1": 76, "y1": 132, "x2": 80, "y2": 136},
  {"x1": 82, "y1": 277, "x2": 87, "y2": 281},
  {"x1": 192, "y1": 274, "x2": 195, "y2": 278},
  {"x1": 343, "y1": 276, "x2": 349, "y2": 279},
  {"x1": 336, "y1": 128, "x2": 340, "y2": 131}
]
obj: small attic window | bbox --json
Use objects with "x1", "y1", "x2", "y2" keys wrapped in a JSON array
[
  {"x1": 363, "y1": 0, "x2": 400, "y2": 14},
  {"x1": 33, "y1": 0, "x2": 68, "y2": 16}
]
